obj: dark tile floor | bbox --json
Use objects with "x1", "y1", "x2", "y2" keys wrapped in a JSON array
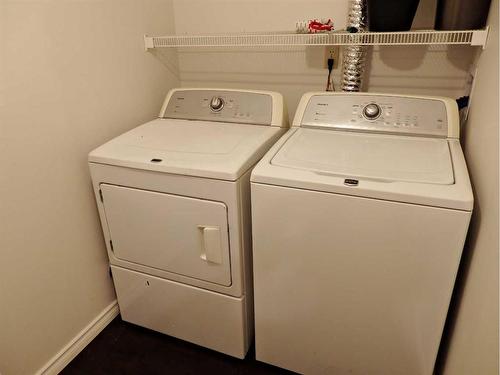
[{"x1": 62, "y1": 316, "x2": 295, "y2": 375}]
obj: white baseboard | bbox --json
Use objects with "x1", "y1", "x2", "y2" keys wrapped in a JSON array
[{"x1": 36, "y1": 300, "x2": 119, "y2": 375}]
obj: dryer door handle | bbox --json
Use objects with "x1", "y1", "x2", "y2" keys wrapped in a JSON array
[{"x1": 199, "y1": 226, "x2": 223, "y2": 264}]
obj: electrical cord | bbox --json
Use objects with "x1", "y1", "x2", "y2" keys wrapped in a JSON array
[{"x1": 326, "y1": 57, "x2": 335, "y2": 92}]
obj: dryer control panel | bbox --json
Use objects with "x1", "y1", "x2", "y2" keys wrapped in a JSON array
[
  {"x1": 162, "y1": 89, "x2": 273, "y2": 125},
  {"x1": 300, "y1": 94, "x2": 456, "y2": 138}
]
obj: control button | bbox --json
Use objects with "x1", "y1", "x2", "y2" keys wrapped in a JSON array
[
  {"x1": 362, "y1": 103, "x2": 381, "y2": 120},
  {"x1": 209, "y1": 96, "x2": 224, "y2": 112}
]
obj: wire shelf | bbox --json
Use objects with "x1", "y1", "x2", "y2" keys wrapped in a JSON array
[{"x1": 144, "y1": 28, "x2": 489, "y2": 50}]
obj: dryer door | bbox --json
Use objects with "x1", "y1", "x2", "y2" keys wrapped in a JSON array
[{"x1": 100, "y1": 184, "x2": 231, "y2": 286}]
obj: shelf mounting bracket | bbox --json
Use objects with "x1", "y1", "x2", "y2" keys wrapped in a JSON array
[
  {"x1": 144, "y1": 35, "x2": 154, "y2": 51},
  {"x1": 470, "y1": 26, "x2": 489, "y2": 49}
]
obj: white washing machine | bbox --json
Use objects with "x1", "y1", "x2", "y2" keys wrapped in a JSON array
[
  {"x1": 89, "y1": 88, "x2": 288, "y2": 358},
  {"x1": 251, "y1": 92, "x2": 473, "y2": 374}
]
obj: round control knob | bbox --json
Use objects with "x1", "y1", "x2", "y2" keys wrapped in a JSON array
[
  {"x1": 209, "y1": 96, "x2": 224, "y2": 112},
  {"x1": 363, "y1": 103, "x2": 381, "y2": 120}
]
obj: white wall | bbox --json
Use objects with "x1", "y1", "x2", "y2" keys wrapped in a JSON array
[
  {"x1": 0, "y1": 1, "x2": 496, "y2": 374},
  {"x1": 440, "y1": 0, "x2": 499, "y2": 373},
  {"x1": 0, "y1": 1, "x2": 179, "y2": 374},
  {"x1": 173, "y1": 0, "x2": 475, "y2": 120}
]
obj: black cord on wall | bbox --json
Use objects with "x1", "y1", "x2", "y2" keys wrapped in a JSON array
[{"x1": 326, "y1": 57, "x2": 335, "y2": 92}]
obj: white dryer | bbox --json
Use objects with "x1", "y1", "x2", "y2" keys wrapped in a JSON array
[
  {"x1": 251, "y1": 93, "x2": 473, "y2": 374},
  {"x1": 89, "y1": 88, "x2": 288, "y2": 358}
]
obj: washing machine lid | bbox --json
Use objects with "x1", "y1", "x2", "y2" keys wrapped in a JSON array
[
  {"x1": 89, "y1": 118, "x2": 283, "y2": 181},
  {"x1": 271, "y1": 128, "x2": 454, "y2": 185},
  {"x1": 252, "y1": 128, "x2": 473, "y2": 210}
]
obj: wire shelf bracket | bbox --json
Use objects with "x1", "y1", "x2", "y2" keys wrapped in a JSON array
[{"x1": 144, "y1": 27, "x2": 489, "y2": 50}]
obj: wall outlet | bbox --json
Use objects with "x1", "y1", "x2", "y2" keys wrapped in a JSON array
[{"x1": 324, "y1": 46, "x2": 340, "y2": 69}]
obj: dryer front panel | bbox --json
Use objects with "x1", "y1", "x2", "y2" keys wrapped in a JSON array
[{"x1": 100, "y1": 184, "x2": 231, "y2": 286}]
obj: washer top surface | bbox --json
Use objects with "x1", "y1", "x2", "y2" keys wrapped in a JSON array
[
  {"x1": 89, "y1": 118, "x2": 284, "y2": 181},
  {"x1": 252, "y1": 92, "x2": 473, "y2": 211},
  {"x1": 271, "y1": 128, "x2": 454, "y2": 185}
]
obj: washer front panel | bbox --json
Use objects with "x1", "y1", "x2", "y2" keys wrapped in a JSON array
[{"x1": 251, "y1": 182, "x2": 471, "y2": 375}]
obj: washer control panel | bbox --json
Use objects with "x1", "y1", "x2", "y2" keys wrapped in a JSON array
[
  {"x1": 301, "y1": 94, "x2": 449, "y2": 137},
  {"x1": 162, "y1": 90, "x2": 273, "y2": 125}
]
